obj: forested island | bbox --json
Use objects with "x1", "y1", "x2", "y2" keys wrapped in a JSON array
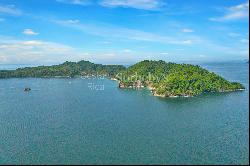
[
  {"x1": 0, "y1": 60, "x2": 245, "y2": 97},
  {"x1": 115, "y1": 60, "x2": 245, "y2": 97},
  {"x1": 0, "y1": 60, "x2": 125, "y2": 78}
]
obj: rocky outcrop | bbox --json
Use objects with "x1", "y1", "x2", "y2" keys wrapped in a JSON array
[
  {"x1": 118, "y1": 80, "x2": 144, "y2": 89},
  {"x1": 118, "y1": 82, "x2": 126, "y2": 88},
  {"x1": 133, "y1": 80, "x2": 144, "y2": 89}
]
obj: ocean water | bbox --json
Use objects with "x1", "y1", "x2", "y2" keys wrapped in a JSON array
[{"x1": 0, "y1": 62, "x2": 249, "y2": 164}]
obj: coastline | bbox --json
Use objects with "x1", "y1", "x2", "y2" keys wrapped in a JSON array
[
  {"x1": 116, "y1": 80, "x2": 245, "y2": 98},
  {"x1": 0, "y1": 75, "x2": 245, "y2": 98}
]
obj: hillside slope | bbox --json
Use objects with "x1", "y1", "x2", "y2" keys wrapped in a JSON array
[
  {"x1": 116, "y1": 60, "x2": 245, "y2": 97},
  {"x1": 0, "y1": 60, "x2": 126, "y2": 78}
]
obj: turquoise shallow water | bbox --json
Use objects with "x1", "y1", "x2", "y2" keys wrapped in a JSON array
[{"x1": 0, "y1": 62, "x2": 249, "y2": 164}]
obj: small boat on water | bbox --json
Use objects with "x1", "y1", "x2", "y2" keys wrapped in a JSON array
[{"x1": 24, "y1": 87, "x2": 31, "y2": 92}]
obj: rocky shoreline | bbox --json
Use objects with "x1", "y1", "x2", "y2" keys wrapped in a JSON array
[
  {"x1": 117, "y1": 80, "x2": 245, "y2": 98},
  {"x1": 117, "y1": 80, "x2": 193, "y2": 98},
  {"x1": 118, "y1": 80, "x2": 144, "y2": 89}
]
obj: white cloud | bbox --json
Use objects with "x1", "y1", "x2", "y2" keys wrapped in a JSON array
[
  {"x1": 239, "y1": 49, "x2": 249, "y2": 55},
  {"x1": 102, "y1": 41, "x2": 111, "y2": 44},
  {"x1": 0, "y1": 55, "x2": 8, "y2": 63},
  {"x1": 0, "y1": 4, "x2": 22, "y2": 16},
  {"x1": 0, "y1": 36, "x2": 139, "y2": 64},
  {"x1": 210, "y1": 1, "x2": 249, "y2": 21},
  {"x1": 160, "y1": 52, "x2": 169, "y2": 55},
  {"x1": 102, "y1": 53, "x2": 116, "y2": 57},
  {"x1": 182, "y1": 28, "x2": 194, "y2": 33},
  {"x1": 56, "y1": 0, "x2": 165, "y2": 10},
  {"x1": 54, "y1": 19, "x2": 199, "y2": 45},
  {"x1": 56, "y1": 0, "x2": 91, "y2": 5},
  {"x1": 64, "y1": 19, "x2": 80, "y2": 24},
  {"x1": 220, "y1": 11, "x2": 248, "y2": 20},
  {"x1": 0, "y1": 37, "x2": 91, "y2": 64},
  {"x1": 91, "y1": 51, "x2": 142, "y2": 64},
  {"x1": 229, "y1": 1, "x2": 249, "y2": 11},
  {"x1": 240, "y1": 39, "x2": 249, "y2": 43},
  {"x1": 123, "y1": 49, "x2": 132, "y2": 53},
  {"x1": 100, "y1": 0, "x2": 164, "y2": 10},
  {"x1": 228, "y1": 32, "x2": 241, "y2": 37},
  {"x1": 23, "y1": 29, "x2": 39, "y2": 35},
  {"x1": 198, "y1": 54, "x2": 206, "y2": 58},
  {"x1": 182, "y1": 40, "x2": 193, "y2": 44},
  {"x1": 22, "y1": 40, "x2": 43, "y2": 45}
]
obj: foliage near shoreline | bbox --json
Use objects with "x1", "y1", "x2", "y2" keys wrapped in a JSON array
[
  {"x1": 116, "y1": 60, "x2": 245, "y2": 97},
  {"x1": 0, "y1": 60, "x2": 126, "y2": 78},
  {"x1": 0, "y1": 59, "x2": 244, "y2": 97}
]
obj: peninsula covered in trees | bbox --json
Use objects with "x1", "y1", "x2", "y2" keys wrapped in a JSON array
[
  {"x1": 116, "y1": 60, "x2": 245, "y2": 97},
  {"x1": 0, "y1": 60, "x2": 126, "y2": 78},
  {"x1": 0, "y1": 60, "x2": 245, "y2": 97}
]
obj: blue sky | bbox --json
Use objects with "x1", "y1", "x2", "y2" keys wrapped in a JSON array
[{"x1": 0, "y1": 0, "x2": 249, "y2": 65}]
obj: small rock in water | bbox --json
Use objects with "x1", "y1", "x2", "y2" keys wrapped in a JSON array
[{"x1": 24, "y1": 87, "x2": 31, "y2": 92}]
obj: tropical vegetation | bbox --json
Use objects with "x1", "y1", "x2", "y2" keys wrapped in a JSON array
[
  {"x1": 0, "y1": 60, "x2": 126, "y2": 78},
  {"x1": 0, "y1": 59, "x2": 244, "y2": 97},
  {"x1": 115, "y1": 60, "x2": 245, "y2": 97}
]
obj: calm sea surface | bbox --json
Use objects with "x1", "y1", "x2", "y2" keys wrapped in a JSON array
[{"x1": 0, "y1": 62, "x2": 249, "y2": 164}]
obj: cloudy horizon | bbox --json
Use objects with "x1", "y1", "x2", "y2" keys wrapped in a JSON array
[{"x1": 0, "y1": 0, "x2": 249, "y2": 65}]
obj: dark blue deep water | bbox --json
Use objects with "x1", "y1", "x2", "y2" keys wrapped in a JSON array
[{"x1": 0, "y1": 62, "x2": 249, "y2": 164}]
